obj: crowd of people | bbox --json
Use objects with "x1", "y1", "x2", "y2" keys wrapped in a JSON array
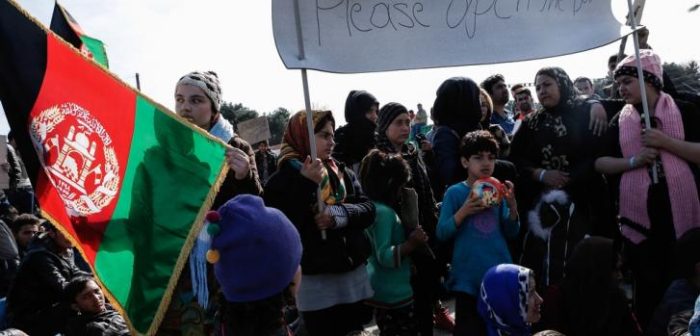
[{"x1": 0, "y1": 47, "x2": 699, "y2": 336}]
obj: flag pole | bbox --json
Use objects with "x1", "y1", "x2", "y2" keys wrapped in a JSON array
[
  {"x1": 625, "y1": 0, "x2": 658, "y2": 184},
  {"x1": 612, "y1": 0, "x2": 645, "y2": 97},
  {"x1": 295, "y1": 0, "x2": 326, "y2": 239}
]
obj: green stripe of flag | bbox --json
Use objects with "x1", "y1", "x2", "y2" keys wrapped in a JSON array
[
  {"x1": 95, "y1": 96, "x2": 227, "y2": 333},
  {"x1": 81, "y1": 35, "x2": 109, "y2": 68}
]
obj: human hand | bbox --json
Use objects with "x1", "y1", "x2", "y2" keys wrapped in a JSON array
[
  {"x1": 633, "y1": 147, "x2": 659, "y2": 168},
  {"x1": 503, "y1": 180, "x2": 517, "y2": 206},
  {"x1": 541, "y1": 170, "x2": 570, "y2": 189},
  {"x1": 226, "y1": 147, "x2": 251, "y2": 180},
  {"x1": 420, "y1": 140, "x2": 432, "y2": 152},
  {"x1": 589, "y1": 103, "x2": 608, "y2": 136},
  {"x1": 407, "y1": 225, "x2": 429, "y2": 248},
  {"x1": 300, "y1": 156, "x2": 324, "y2": 184},
  {"x1": 641, "y1": 128, "x2": 669, "y2": 149},
  {"x1": 461, "y1": 192, "x2": 487, "y2": 217},
  {"x1": 314, "y1": 207, "x2": 335, "y2": 230}
]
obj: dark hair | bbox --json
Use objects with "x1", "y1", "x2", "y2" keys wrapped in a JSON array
[
  {"x1": 459, "y1": 130, "x2": 499, "y2": 159},
  {"x1": 432, "y1": 77, "x2": 482, "y2": 137},
  {"x1": 674, "y1": 228, "x2": 700, "y2": 280},
  {"x1": 561, "y1": 237, "x2": 627, "y2": 335},
  {"x1": 574, "y1": 77, "x2": 593, "y2": 87},
  {"x1": 314, "y1": 112, "x2": 335, "y2": 134},
  {"x1": 608, "y1": 53, "x2": 627, "y2": 66},
  {"x1": 481, "y1": 74, "x2": 506, "y2": 95},
  {"x1": 220, "y1": 287, "x2": 293, "y2": 336},
  {"x1": 510, "y1": 83, "x2": 525, "y2": 93},
  {"x1": 479, "y1": 88, "x2": 493, "y2": 129},
  {"x1": 360, "y1": 150, "x2": 411, "y2": 207},
  {"x1": 11, "y1": 214, "x2": 41, "y2": 234},
  {"x1": 64, "y1": 276, "x2": 96, "y2": 303}
]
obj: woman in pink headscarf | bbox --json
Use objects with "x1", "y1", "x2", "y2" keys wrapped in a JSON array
[{"x1": 595, "y1": 49, "x2": 700, "y2": 328}]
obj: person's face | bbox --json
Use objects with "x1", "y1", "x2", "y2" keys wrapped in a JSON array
[
  {"x1": 526, "y1": 275, "x2": 544, "y2": 324},
  {"x1": 175, "y1": 84, "x2": 215, "y2": 130},
  {"x1": 608, "y1": 61, "x2": 617, "y2": 78},
  {"x1": 575, "y1": 80, "x2": 594, "y2": 96},
  {"x1": 491, "y1": 80, "x2": 510, "y2": 105},
  {"x1": 315, "y1": 121, "x2": 335, "y2": 161},
  {"x1": 535, "y1": 75, "x2": 561, "y2": 109},
  {"x1": 365, "y1": 105, "x2": 378, "y2": 124},
  {"x1": 73, "y1": 280, "x2": 106, "y2": 315},
  {"x1": 515, "y1": 92, "x2": 533, "y2": 112},
  {"x1": 15, "y1": 224, "x2": 39, "y2": 249},
  {"x1": 616, "y1": 74, "x2": 646, "y2": 105},
  {"x1": 258, "y1": 142, "x2": 268, "y2": 152},
  {"x1": 386, "y1": 113, "x2": 411, "y2": 147},
  {"x1": 479, "y1": 96, "x2": 489, "y2": 122},
  {"x1": 461, "y1": 151, "x2": 496, "y2": 180},
  {"x1": 49, "y1": 229, "x2": 73, "y2": 250}
]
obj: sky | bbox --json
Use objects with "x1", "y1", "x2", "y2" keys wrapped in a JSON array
[{"x1": 2, "y1": 0, "x2": 699, "y2": 135}]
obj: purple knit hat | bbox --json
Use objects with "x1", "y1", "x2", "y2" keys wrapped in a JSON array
[{"x1": 207, "y1": 194, "x2": 302, "y2": 302}]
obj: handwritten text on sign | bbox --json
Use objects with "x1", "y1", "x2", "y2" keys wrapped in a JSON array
[{"x1": 272, "y1": 0, "x2": 627, "y2": 73}]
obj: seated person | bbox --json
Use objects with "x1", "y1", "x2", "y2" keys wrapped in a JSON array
[
  {"x1": 5, "y1": 222, "x2": 88, "y2": 335},
  {"x1": 64, "y1": 276, "x2": 129, "y2": 336}
]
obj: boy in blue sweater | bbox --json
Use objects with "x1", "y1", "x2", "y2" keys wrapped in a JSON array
[{"x1": 437, "y1": 130, "x2": 520, "y2": 335}]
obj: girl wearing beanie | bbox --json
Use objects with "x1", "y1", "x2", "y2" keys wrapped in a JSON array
[
  {"x1": 162, "y1": 71, "x2": 263, "y2": 335},
  {"x1": 174, "y1": 70, "x2": 262, "y2": 203},
  {"x1": 374, "y1": 102, "x2": 453, "y2": 335},
  {"x1": 264, "y1": 110, "x2": 376, "y2": 336},
  {"x1": 333, "y1": 90, "x2": 380, "y2": 175},
  {"x1": 595, "y1": 49, "x2": 700, "y2": 327},
  {"x1": 359, "y1": 150, "x2": 428, "y2": 336}
]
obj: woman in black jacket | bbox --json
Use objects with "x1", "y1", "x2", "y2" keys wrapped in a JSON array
[{"x1": 264, "y1": 110, "x2": 376, "y2": 336}]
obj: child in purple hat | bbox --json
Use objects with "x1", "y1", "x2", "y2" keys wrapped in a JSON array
[{"x1": 207, "y1": 194, "x2": 302, "y2": 336}]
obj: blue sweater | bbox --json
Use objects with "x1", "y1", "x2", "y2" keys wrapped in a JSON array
[{"x1": 437, "y1": 181, "x2": 520, "y2": 296}]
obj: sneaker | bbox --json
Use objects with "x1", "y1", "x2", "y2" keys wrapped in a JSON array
[{"x1": 433, "y1": 306, "x2": 455, "y2": 332}]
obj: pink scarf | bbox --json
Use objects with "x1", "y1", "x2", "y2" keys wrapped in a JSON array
[{"x1": 619, "y1": 92, "x2": 700, "y2": 244}]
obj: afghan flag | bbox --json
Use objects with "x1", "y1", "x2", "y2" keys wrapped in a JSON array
[
  {"x1": 0, "y1": 1, "x2": 228, "y2": 334},
  {"x1": 50, "y1": 1, "x2": 109, "y2": 68}
]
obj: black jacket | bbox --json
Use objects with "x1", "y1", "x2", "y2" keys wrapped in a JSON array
[
  {"x1": 213, "y1": 135, "x2": 263, "y2": 209},
  {"x1": 6, "y1": 236, "x2": 88, "y2": 335},
  {"x1": 255, "y1": 149, "x2": 278, "y2": 184},
  {"x1": 264, "y1": 160, "x2": 375, "y2": 275},
  {"x1": 65, "y1": 305, "x2": 130, "y2": 336}
]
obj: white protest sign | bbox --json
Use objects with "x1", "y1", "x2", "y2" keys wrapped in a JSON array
[
  {"x1": 237, "y1": 117, "x2": 271, "y2": 146},
  {"x1": 272, "y1": 0, "x2": 630, "y2": 73}
]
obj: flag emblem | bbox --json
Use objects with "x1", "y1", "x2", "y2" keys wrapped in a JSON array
[{"x1": 30, "y1": 102, "x2": 120, "y2": 216}]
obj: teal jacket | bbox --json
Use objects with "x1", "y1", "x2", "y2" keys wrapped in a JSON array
[{"x1": 365, "y1": 202, "x2": 413, "y2": 308}]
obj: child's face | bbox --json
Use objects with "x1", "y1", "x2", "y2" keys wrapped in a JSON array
[
  {"x1": 73, "y1": 280, "x2": 106, "y2": 315},
  {"x1": 461, "y1": 151, "x2": 496, "y2": 180}
]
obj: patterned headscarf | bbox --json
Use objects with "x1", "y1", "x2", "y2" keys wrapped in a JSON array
[
  {"x1": 278, "y1": 110, "x2": 334, "y2": 167},
  {"x1": 535, "y1": 67, "x2": 577, "y2": 109},
  {"x1": 177, "y1": 71, "x2": 223, "y2": 112},
  {"x1": 478, "y1": 264, "x2": 534, "y2": 336},
  {"x1": 278, "y1": 110, "x2": 346, "y2": 205},
  {"x1": 614, "y1": 49, "x2": 664, "y2": 90}
]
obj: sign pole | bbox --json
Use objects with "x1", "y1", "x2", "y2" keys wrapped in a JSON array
[{"x1": 295, "y1": 0, "x2": 326, "y2": 239}]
